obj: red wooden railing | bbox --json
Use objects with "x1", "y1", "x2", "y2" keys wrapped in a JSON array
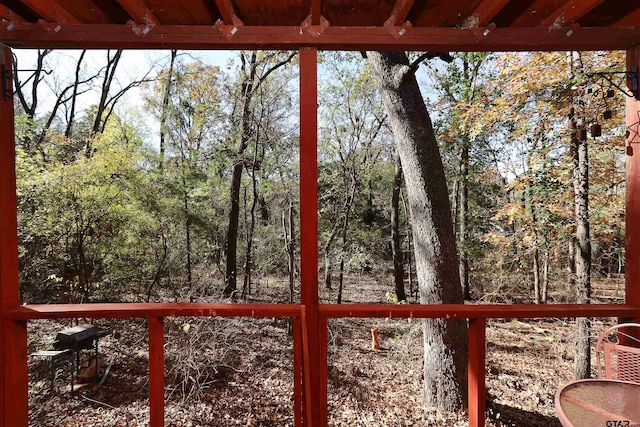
[
  {"x1": 2, "y1": 45, "x2": 640, "y2": 427},
  {"x1": 4, "y1": 302, "x2": 640, "y2": 426}
]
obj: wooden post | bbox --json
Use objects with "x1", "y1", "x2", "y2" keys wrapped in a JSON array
[
  {"x1": 626, "y1": 46, "x2": 640, "y2": 320},
  {"x1": 318, "y1": 316, "x2": 328, "y2": 423},
  {"x1": 0, "y1": 43, "x2": 27, "y2": 427},
  {"x1": 299, "y1": 47, "x2": 325, "y2": 427},
  {"x1": 468, "y1": 318, "x2": 486, "y2": 427},
  {"x1": 293, "y1": 317, "x2": 305, "y2": 427},
  {"x1": 148, "y1": 317, "x2": 164, "y2": 427}
]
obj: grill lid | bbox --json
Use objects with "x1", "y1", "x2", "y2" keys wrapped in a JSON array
[{"x1": 55, "y1": 324, "x2": 97, "y2": 344}]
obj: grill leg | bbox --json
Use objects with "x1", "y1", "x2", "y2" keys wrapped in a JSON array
[
  {"x1": 70, "y1": 352, "x2": 76, "y2": 393},
  {"x1": 95, "y1": 339, "x2": 99, "y2": 381},
  {"x1": 50, "y1": 357, "x2": 56, "y2": 391}
]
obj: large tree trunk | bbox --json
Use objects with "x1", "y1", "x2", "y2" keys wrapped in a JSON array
[
  {"x1": 391, "y1": 153, "x2": 407, "y2": 302},
  {"x1": 568, "y1": 51, "x2": 592, "y2": 379},
  {"x1": 368, "y1": 51, "x2": 468, "y2": 411}
]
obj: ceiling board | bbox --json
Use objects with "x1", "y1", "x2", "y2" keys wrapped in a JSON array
[
  {"x1": 0, "y1": 0, "x2": 637, "y2": 51},
  {"x1": 412, "y1": 0, "x2": 483, "y2": 27},
  {"x1": 233, "y1": 0, "x2": 307, "y2": 27},
  {"x1": 581, "y1": 0, "x2": 640, "y2": 27},
  {"x1": 322, "y1": 0, "x2": 396, "y2": 26},
  {"x1": 55, "y1": 0, "x2": 113, "y2": 24}
]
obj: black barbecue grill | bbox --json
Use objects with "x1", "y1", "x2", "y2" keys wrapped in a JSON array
[
  {"x1": 32, "y1": 323, "x2": 109, "y2": 392},
  {"x1": 54, "y1": 324, "x2": 99, "y2": 351}
]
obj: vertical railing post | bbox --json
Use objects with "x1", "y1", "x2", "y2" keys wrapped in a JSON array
[
  {"x1": 626, "y1": 47, "x2": 640, "y2": 324},
  {"x1": 318, "y1": 316, "x2": 328, "y2": 423},
  {"x1": 148, "y1": 316, "x2": 164, "y2": 427},
  {"x1": 293, "y1": 317, "x2": 305, "y2": 427},
  {"x1": 299, "y1": 47, "x2": 325, "y2": 427},
  {"x1": 468, "y1": 318, "x2": 486, "y2": 427},
  {"x1": 0, "y1": 43, "x2": 27, "y2": 427}
]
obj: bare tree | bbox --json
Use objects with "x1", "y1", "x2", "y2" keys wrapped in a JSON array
[{"x1": 223, "y1": 51, "x2": 295, "y2": 298}]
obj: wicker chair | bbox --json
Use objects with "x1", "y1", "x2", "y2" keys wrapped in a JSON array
[{"x1": 595, "y1": 323, "x2": 640, "y2": 383}]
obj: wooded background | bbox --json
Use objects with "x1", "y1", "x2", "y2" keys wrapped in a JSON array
[{"x1": 14, "y1": 49, "x2": 626, "y2": 309}]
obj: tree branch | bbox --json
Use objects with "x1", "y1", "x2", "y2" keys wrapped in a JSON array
[{"x1": 409, "y1": 52, "x2": 454, "y2": 74}]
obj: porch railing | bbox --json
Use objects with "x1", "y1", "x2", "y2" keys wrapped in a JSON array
[{"x1": 4, "y1": 302, "x2": 639, "y2": 427}]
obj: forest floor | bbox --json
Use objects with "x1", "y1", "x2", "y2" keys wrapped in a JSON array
[{"x1": 26, "y1": 274, "x2": 626, "y2": 426}]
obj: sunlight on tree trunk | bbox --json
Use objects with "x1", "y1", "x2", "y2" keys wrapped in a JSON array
[
  {"x1": 367, "y1": 50, "x2": 468, "y2": 411},
  {"x1": 568, "y1": 51, "x2": 592, "y2": 380}
]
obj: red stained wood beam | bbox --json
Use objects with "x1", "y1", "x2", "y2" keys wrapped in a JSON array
[
  {"x1": 468, "y1": 319, "x2": 486, "y2": 427},
  {"x1": 318, "y1": 316, "x2": 328, "y2": 424},
  {"x1": 114, "y1": 0, "x2": 159, "y2": 26},
  {"x1": 389, "y1": 0, "x2": 414, "y2": 26},
  {"x1": 0, "y1": 24, "x2": 639, "y2": 51},
  {"x1": 616, "y1": 8, "x2": 640, "y2": 28},
  {"x1": 5, "y1": 303, "x2": 302, "y2": 319},
  {"x1": 627, "y1": 46, "x2": 640, "y2": 319},
  {"x1": 0, "y1": 5, "x2": 26, "y2": 23},
  {"x1": 299, "y1": 307, "x2": 314, "y2": 427},
  {"x1": 2, "y1": 321, "x2": 27, "y2": 427},
  {"x1": 214, "y1": 0, "x2": 236, "y2": 25},
  {"x1": 292, "y1": 318, "x2": 305, "y2": 427},
  {"x1": 6, "y1": 302, "x2": 640, "y2": 321},
  {"x1": 299, "y1": 47, "x2": 325, "y2": 427},
  {"x1": 148, "y1": 317, "x2": 164, "y2": 427},
  {"x1": 319, "y1": 304, "x2": 640, "y2": 319},
  {"x1": 472, "y1": 0, "x2": 510, "y2": 27},
  {"x1": 537, "y1": 0, "x2": 606, "y2": 29},
  {"x1": 0, "y1": 42, "x2": 27, "y2": 427},
  {"x1": 310, "y1": 0, "x2": 321, "y2": 25},
  {"x1": 17, "y1": 0, "x2": 79, "y2": 24}
]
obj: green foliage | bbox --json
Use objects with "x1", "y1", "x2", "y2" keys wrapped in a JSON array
[
  {"x1": 14, "y1": 48, "x2": 628, "y2": 307},
  {"x1": 19, "y1": 120, "x2": 147, "y2": 302},
  {"x1": 318, "y1": 52, "x2": 394, "y2": 274}
]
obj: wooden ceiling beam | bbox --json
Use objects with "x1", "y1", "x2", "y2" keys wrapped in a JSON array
[
  {"x1": 18, "y1": 0, "x2": 79, "y2": 24},
  {"x1": 0, "y1": 24, "x2": 638, "y2": 51},
  {"x1": 214, "y1": 0, "x2": 236, "y2": 25},
  {"x1": 615, "y1": 8, "x2": 640, "y2": 28},
  {"x1": 537, "y1": 0, "x2": 606, "y2": 29},
  {"x1": 472, "y1": 0, "x2": 510, "y2": 27},
  {"x1": 388, "y1": 0, "x2": 414, "y2": 26},
  {"x1": 114, "y1": 0, "x2": 159, "y2": 26},
  {"x1": 310, "y1": 0, "x2": 321, "y2": 25},
  {"x1": 0, "y1": 5, "x2": 26, "y2": 23}
]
